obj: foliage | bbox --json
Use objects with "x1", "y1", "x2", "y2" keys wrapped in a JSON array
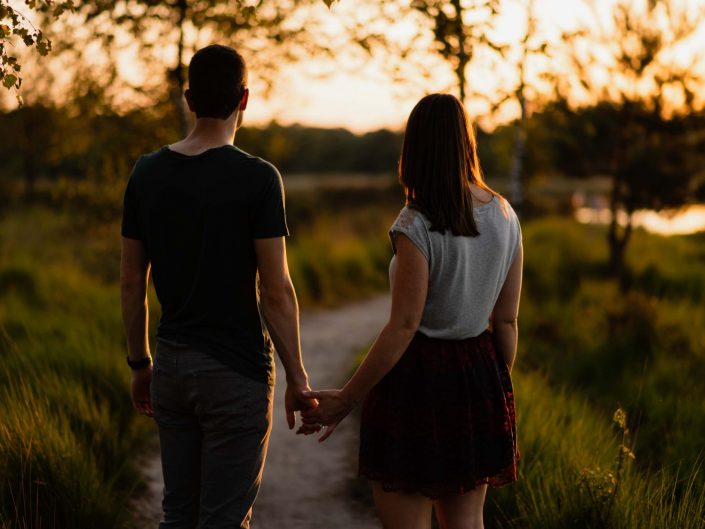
[
  {"x1": 577, "y1": 407, "x2": 636, "y2": 527},
  {"x1": 0, "y1": 0, "x2": 73, "y2": 102},
  {"x1": 527, "y1": 97, "x2": 705, "y2": 272},
  {"x1": 486, "y1": 370, "x2": 705, "y2": 529},
  {"x1": 36, "y1": 0, "x2": 336, "y2": 134},
  {"x1": 546, "y1": 0, "x2": 705, "y2": 273},
  {"x1": 343, "y1": 216, "x2": 705, "y2": 529},
  {"x1": 408, "y1": 0, "x2": 504, "y2": 101},
  {"x1": 0, "y1": 101, "x2": 177, "y2": 196},
  {"x1": 238, "y1": 124, "x2": 403, "y2": 174},
  {"x1": 517, "y1": 218, "x2": 705, "y2": 483},
  {"x1": 0, "y1": 207, "x2": 153, "y2": 528}
]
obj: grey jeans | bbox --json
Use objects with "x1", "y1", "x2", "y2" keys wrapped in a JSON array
[{"x1": 150, "y1": 338, "x2": 273, "y2": 529}]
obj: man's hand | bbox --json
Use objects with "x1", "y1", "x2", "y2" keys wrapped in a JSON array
[
  {"x1": 131, "y1": 365, "x2": 153, "y2": 417},
  {"x1": 299, "y1": 389, "x2": 354, "y2": 442},
  {"x1": 285, "y1": 383, "x2": 319, "y2": 432}
]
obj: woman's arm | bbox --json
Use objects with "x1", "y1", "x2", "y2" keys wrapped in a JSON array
[
  {"x1": 301, "y1": 233, "x2": 428, "y2": 441},
  {"x1": 491, "y1": 241, "x2": 523, "y2": 372}
]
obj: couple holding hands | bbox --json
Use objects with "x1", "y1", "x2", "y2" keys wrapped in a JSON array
[{"x1": 120, "y1": 44, "x2": 522, "y2": 529}]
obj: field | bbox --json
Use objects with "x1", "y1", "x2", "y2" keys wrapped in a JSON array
[
  {"x1": 486, "y1": 218, "x2": 705, "y2": 528},
  {"x1": 0, "y1": 185, "x2": 704, "y2": 528}
]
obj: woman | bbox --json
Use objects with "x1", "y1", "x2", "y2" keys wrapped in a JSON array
[{"x1": 300, "y1": 93, "x2": 522, "y2": 529}]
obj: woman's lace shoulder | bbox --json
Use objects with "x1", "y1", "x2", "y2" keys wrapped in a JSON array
[{"x1": 393, "y1": 206, "x2": 419, "y2": 230}]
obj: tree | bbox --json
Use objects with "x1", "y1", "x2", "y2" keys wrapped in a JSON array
[
  {"x1": 33, "y1": 1, "x2": 332, "y2": 136},
  {"x1": 408, "y1": 0, "x2": 551, "y2": 215},
  {"x1": 552, "y1": 0, "x2": 705, "y2": 274},
  {"x1": 494, "y1": 0, "x2": 551, "y2": 216},
  {"x1": 0, "y1": 0, "x2": 73, "y2": 104},
  {"x1": 2, "y1": 0, "x2": 337, "y2": 115},
  {"x1": 334, "y1": 0, "x2": 552, "y2": 215},
  {"x1": 408, "y1": 0, "x2": 503, "y2": 102}
]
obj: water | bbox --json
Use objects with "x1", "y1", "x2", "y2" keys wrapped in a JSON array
[{"x1": 574, "y1": 204, "x2": 705, "y2": 236}]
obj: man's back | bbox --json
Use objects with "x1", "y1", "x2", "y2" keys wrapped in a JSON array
[
  {"x1": 120, "y1": 45, "x2": 313, "y2": 529},
  {"x1": 121, "y1": 144, "x2": 288, "y2": 384}
]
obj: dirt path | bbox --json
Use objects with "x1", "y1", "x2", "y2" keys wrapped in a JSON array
[{"x1": 131, "y1": 295, "x2": 390, "y2": 529}]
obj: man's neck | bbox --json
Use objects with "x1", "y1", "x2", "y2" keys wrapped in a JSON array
[{"x1": 170, "y1": 115, "x2": 239, "y2": 155}]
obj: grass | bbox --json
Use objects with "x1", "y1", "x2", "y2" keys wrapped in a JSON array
[
  {"x1": 0, "y1": 194, "x2": 397, "y2": 528},
  {"x1": 344, "y1": 215, "x2": 705, "y2": 529},
  {"x1": 0, "y1": 209, "x2": 153, "y2": 529},
  {"x1": 495, "y1": 218, "x2": 705, "y2": 528},
  {"x1": 1, "y1": 196, "x2": 704, "y2": 528}
]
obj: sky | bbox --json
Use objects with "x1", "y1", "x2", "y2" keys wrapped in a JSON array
[
  {"x1": 5, "y1": 0, "x2": 705, "y2": 133},
  {"x1": 232, "y1": 0, "x2": 705, "y2": 131},
  {"x1": 224, "y1": 0, "x2": 595, "y2": 132}
]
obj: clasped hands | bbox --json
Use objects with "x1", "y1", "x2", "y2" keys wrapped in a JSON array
[{"x1": 287, "y1": 384, "x2": 356, "y2": 442}]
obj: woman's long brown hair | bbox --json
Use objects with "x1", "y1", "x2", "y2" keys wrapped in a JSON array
[{"x1": 399, "y1": 93, "x2": 496, "y2": 236}]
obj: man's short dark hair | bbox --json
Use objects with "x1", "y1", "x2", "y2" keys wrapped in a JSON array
[{"x1": 188, "y1": 45, "x2": 247, "y2": 119}]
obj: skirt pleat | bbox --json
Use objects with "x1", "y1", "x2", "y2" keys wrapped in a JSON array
[{"x1": 358, "y1": 329, "x2": 519, "y2": 498}]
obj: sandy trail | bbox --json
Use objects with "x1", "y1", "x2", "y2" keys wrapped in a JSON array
[{"x1": 130, "y1": 295, "x2": 390, "y2": 529}]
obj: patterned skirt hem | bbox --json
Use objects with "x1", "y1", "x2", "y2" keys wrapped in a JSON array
[{"x1": 358, "y1": 465, "x2": 518, "y2": 500}]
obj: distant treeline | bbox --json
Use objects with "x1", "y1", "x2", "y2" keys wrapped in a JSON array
[
  {"x1": 238, "y1": 125, "x2": 404, "y2": 174},
  {"x1": 1, "y1": 100, "x2": 704, "y2": 212},
  {"x1": 0, "y1": 104, "x2": 513, "y2": 191},
  {"x1": 237, "y1": 123, "x2": 509, "y2": 178}
]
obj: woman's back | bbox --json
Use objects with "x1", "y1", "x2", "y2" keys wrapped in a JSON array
[{"x1": 389, "y1": 194, "x2": 521, "y2": 339}]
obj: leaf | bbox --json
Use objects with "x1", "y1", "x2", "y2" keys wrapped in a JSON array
[
  {"x1": 36, "y1": 39, "x2": 51, "y2": 55},
  {"x1": 2, "y1": 73, "x2": 17, "y2": 88}
]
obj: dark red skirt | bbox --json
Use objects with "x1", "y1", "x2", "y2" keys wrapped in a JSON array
[{"x1": 358, "y1": 329, "x2": 519, "y2": 498}]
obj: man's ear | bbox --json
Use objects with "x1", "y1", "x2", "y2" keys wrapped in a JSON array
[
  {"x1": 184, "y1": 89, "x2": 195, "y2": 112},
  {"x1": 240, "y1": 88, "x2": 249, "y2": 111}
]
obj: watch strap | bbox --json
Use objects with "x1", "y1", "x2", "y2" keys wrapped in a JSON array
[{"x1": 126, "y1": 355, "x2": 152, "y2": 370}]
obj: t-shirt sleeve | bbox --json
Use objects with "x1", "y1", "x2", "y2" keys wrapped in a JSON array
[
  {"x1": 121, "y1": 158, "x2": 143, "y2": 240},
  {"x1": 509, "y1": 207, "x2": 522, "y2": 263},
  {"x1": 389, "y1": 207, "x2": 431, "y2": 261},
  {"x1": 252, "y1": 164, "x2": 290, "y2": 239}
]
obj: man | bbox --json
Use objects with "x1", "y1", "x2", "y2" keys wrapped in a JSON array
[{"x1": 120, "y1": 44, "x2": 316, "y2": 529}]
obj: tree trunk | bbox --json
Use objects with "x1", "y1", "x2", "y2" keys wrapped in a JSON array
[
  {"x1": 172, "y1": 0, "x2": 190, "y2": 138},
  {"x1": 607, "y1": 197, "x2": 633, "y2": 277},
  {"x1": 450, "y1": 0, "x2": 468, "y2": 102},
  {"x1": 508, "y1": 91, "x2": 526, "y2": 216}
]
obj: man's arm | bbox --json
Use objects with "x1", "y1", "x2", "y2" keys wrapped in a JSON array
[
  {"x1": 300, "y1": 233, "x2": 428, "y2": 441},
  {"x1": 120, "y1": 236, "x2": 153, "y2": 416},
  {"x1": 254, "y1": 236, "x2": 315, "y2": 429}
]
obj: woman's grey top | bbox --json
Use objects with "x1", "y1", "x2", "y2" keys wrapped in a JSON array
[{"x1": 389, "y1": 195, "x2": 522, "y2": 339}]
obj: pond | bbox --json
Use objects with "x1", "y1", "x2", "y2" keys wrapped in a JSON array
[{"x1": 574, "y1": 204, "x2": 705, "y2": 236}]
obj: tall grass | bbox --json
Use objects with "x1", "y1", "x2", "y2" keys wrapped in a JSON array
[
  {"x1": 288, "y1": 207, "x2": 395, "y2": 306},
  {"x1": 0, "y1": 208, "x2": 152, "y2": 528},
  {"x1": 3, "y1": 199, "x2": 704, "y2": 528},
  {"x1": 487, "y1": 372, "x2": 705, "y2": 529},
  {"x1": 478, "y1": 218, "x2": 705, "y2": 528},
  {"x1": 0, "y1": 197, "x2": 396, "y2": 528},
  {"x1": 519, "y1": 218, "x2": 705, "y2": 480},
  {"x1": 344, "y1": 215, "x2": 705, "y2": 528}
]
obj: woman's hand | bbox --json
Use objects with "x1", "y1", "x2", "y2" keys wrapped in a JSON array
[{"x1": 298, "y1": 389, "x2": 355, "y2": 442}]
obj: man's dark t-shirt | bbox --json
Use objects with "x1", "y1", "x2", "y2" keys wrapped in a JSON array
[{"x1": 121, "y1": 144, "x2": 289, "y2": 385}]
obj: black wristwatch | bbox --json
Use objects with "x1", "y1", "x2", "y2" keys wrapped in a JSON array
[{"x1": 126, "y1": 355, "x2": 152, "y2": 370}]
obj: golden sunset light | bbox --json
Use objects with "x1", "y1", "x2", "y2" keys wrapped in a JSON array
[
  {"x1": 3, "y1": 0, "x2": 704, "y2": 130},
  {"x1": 2, "y1": 1, "x2": 705, "y2": 528}
]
